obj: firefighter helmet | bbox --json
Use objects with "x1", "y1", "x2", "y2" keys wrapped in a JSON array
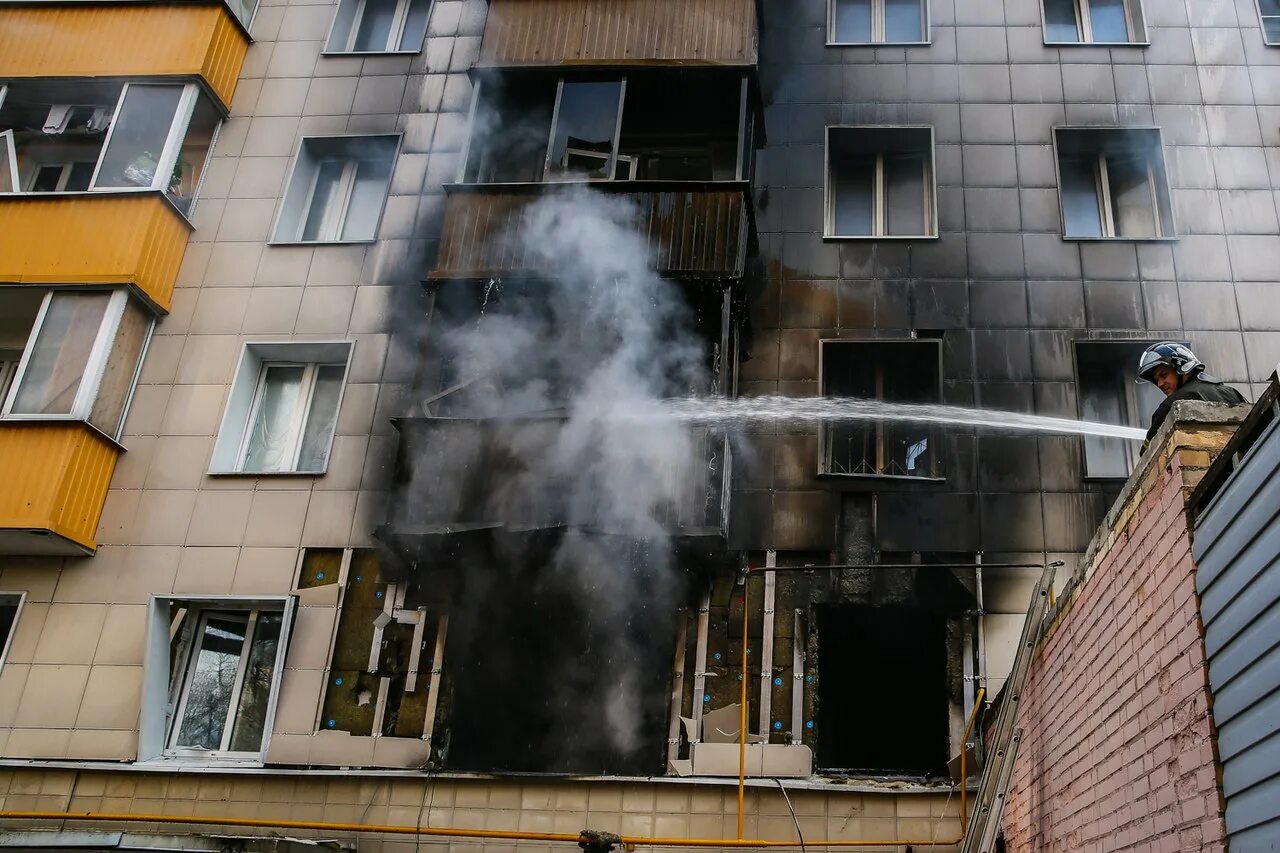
[{"x1": 1138, "y1": 341, "x2": 1202, "y2": 384}]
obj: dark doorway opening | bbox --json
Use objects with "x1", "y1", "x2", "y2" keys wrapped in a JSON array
[{"x1": 815, "y1": 604, "x2": 948, "y2": 776}]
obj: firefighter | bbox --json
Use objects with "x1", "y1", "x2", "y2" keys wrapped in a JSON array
[{"x1": 1138, "y1": 341, "x2": 1246, "y2": 447}]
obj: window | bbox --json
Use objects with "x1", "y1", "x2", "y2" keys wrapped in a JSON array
[
  {"x1": 211, "y1": 342, "x2": 352, "y2": 474},
  {"x1": 1, "y1": 288, "x2": 154, "y2": 441},
  {"x1": 326, "y1": 0, "x2": 432, "y2": 53},
  {"x1": 1260, "y1": 0, "x2": 1280, "y2": 45},
  {"x1": 829, "y1": 0, "x2": 928, "y2": 44},
  {"x1": 0, "y1": 593, "x2": 23, "y2": 675},
  {"x1": 0, "y1": 81, "x2": 221, "y2": 215},
  {"x1": 819, "y1": 339, "x2": 943, "y2": 479},
  {"x1": 460, "y1": 72, "x2": 750, "y2": 184},
  {"x1": 1076, "y1": 341, "x2": 1168, "y2": 479},
  {"x1": 1055, "y1": 128, "x2": 1173, "y2": 240},
  {"x1": 141, "y1": 596, "x2": 295, "y2": 763},
  {"x1": 1042, "y1": 0, "x2": 1146, "y2": 44},
  {"x1": 826, "y1": 127, "x2": 936, "y2": 239},
  {"x1": 273, "y1": 135, "x2": 399, "y2": 243}
]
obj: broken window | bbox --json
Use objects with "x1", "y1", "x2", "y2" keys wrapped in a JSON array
[
  {"x1": 0, "y1": 593, "x2": 23, "y2": 675},
  {"x1": 326, "y1": 0, "x2": 433, "y2": 53},
  {"x1": 1056, "y1": 128, "x2": 1173, "y2": 240},
  {"x1": 827, "y1": 126, "x2": 936, "y2": 238},
  {"x1": 815, "y1": 603, "x2": 949, "y2": 775},
  {"x1": 1076, "y1": 341, "x2": 1168, "y2": 479},
  {"x1": 140, "y1": 596, "x2": 297, "y2": 763},
  {"x1": 830, "y1": 0, "x2": 929, "y2": 44},
  {"x1": 273, "y1": 135, "x2": 399, "y2": 243},
  {"x1": 2, "y1": 288, "x2": 155, "y2": 441},
  {"x1": 462, "y1": 72, "x2": 751, "y2": 184},
  {"x1": 318, "y1": 549, "x2": 448, "y2": 744},
  {"x1": 820, "y1": 339, "x2": 943, "y2": 479},
  {"x1": 0, "y1": 81, "x2": 221, "y2": 215},
  {"x1": 210, "y1": 341, "x2": 352, "y2": 474},
  {"x1": 1262, "y1": 0, "x2": 1280, "y2": 45},
  {"x1": 1043, "y1": 0, "x2": 1146, "y2": 44}
]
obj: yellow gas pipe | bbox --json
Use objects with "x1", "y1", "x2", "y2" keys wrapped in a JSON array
[
  {"x1": 737, "y1": 572, "x2": 749, "y2": 840},
  {"x1": 959, "y1": 686, "x2": 986, "y2": 834}
]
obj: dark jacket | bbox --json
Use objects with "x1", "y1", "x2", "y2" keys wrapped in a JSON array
[{"x1": 1145, "y1": 373, "x2": 1247, "y2": 441}]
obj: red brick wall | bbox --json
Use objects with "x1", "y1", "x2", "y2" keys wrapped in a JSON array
[{"x1": 1001, "y1": 431, "x2": 1230, "y2": 852}]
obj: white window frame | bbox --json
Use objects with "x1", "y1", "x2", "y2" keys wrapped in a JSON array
[
  {"x1": 87, "y1": 83, "x2": 200, "y2": 195},
  {"x1": 234, "y1": 361, "x2": 344, "y2": 473},
  {"x1": 210, "y1": 341, "x2": 354, "y2": 475},
  {"x1": 0, "y1": 350, "x2": 21, "y2": 407},
  {"x1": 0, "y1": 592, "x2": 26, "y2": 677},
  {"x1": 543, "y1": 78, "x2": 628, "y2": 183},
  {"x1": 0, "y1": 288, "x2": 130, "y2": 424},
  {"x1": 141, "y1": 595, "x2": 296, "y2": 765},
  {"x1": 271, "y1": 134, "x2": 401, "y2": 245},
  {"x1": 325, "y1": 0, "x2": 433, "y2": 54},
  {"x1": 824, "y1": 125, "x2": 938, "y2": 240},
  {"x1": 1258, "y1": 0, "x2": 1280, "y2": 45},
  {"x1": 1053, "y1": 127, "x2": 1174, "y2": 242},
  {"x1": 827, "y1": 0, "x2": 931, "y2": 45},
  {"x1": 1041, "y1": 0, "x2": 1147, "y2": 45}
]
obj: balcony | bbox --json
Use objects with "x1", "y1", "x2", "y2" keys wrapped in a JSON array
[
  {"x1": 0, "y1": 3, "x2": 249, "y2": 109},
  {"x1": 478, "y1": 0, "x2": 758, "y2": 68},
  {"x1": 0, "y1": 421, "x2": 118, "y2": 555},
  {"x1": 378, "y1": 416, "x2": 733, "y2": 566},
  {"x1": 0, "y1": 192, "x2": 190, "y2": 312}
]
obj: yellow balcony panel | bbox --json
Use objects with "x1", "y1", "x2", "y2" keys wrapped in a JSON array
[
  {"x1": 0, "y1": 192, "x2": 190, "y2": 313},
  {"x1": 0, "y1": 421, "x2": 119, "y2": 556},
  {"x1": 0, "y1": 3, "x2": 249, "y2": 109}
]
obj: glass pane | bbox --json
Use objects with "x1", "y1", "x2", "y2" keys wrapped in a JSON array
[
  {"x1": 353, "y1": 0, "x2": 397, "y2": 50},
  {"x1": 301, "y1": 160, "x2": 347, "y2": 241},
  {"x1": 11, "y1": 292, "x2": 111, "y2": 415},
  {"x1": 1059, "y1": 153, "x2": 1104, "y2": 237},
  {"x1": 399, "y1": 0, "x2": 432, "y2": 50},
  {"x1": 226, "y1": 0, "x2": 258, "y2": 27},
  {"x1": 0, "y1": 132, "x2": 15, "y2": 192},
  {"x1": 67, "y1": 162, "x2": 95, "y2": 192},
  {"x1": 340, "y1": 157, "x2": 393, "y2": 241},
  {"x1": 31, "y1": 166, "x2": 62, "y2": 192},
  {"x1": 1043, "y1": 0, "x2": 1082, "y2": 41},
  {"x1": 89, "y1": 296, "x2": 152, "y2": 437},
  {"x1": 242, "y1": 365, "x2": 306, "y2": 472},
  {"x1": 834, "y1": 0, "x2": 872, "y2": 42},
  {"x1": 1088, "y1": 0, "x2": 1130, "y2": 41},
  {"x1": 0, "y1": 597, "x2": 18, "y2": 654},
  {"x1": 168, "y1": 95, "x2": 220, "y2": 216},
  {"x1": 1107, "y1": 154, "x2": 1158, "y2": 237},
  {"x1": 1265, "y1": 8, "x2": 1280, "y2": 45},
  {"x1": 296, "y1": 364, "x2": 345, "y2": 472},
  {"x1": 228, "y1": 612, "x2": 283, "y2": 753},
  {"x1": 94, "y1": 86, "x2": 184, "y2": 190},
  {"x1": 884, "y1": 152, "x2": 927, "y2": 235},
  {"x1": 1081, "y1": 366, "x2": 1129, "y2": 478},
  {"x1": 547, "y1": 81, "x2": 623, "y2": 181},
  {"x1": 832, "y1": 153, "x2": 875, "y2": 236},
  {"x1": 174, "y1": 613, "x2": 249, "y2": 751},
  {"x1": 884, "y1": 0, "x2": 924, "y2": 42}
]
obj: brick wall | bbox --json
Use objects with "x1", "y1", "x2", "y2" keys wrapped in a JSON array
[{"x1": 1001, "y1": 410, "x2": 1236, "y2": 852}]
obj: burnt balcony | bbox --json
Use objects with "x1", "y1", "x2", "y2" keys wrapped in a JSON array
[{"x1": 377, "y1": 415, "x2": 733, "y2": 567}]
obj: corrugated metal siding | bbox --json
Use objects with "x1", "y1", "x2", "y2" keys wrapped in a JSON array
[
  {"x1": 0, "y1": 422, "x2": 118, "y2": 552},
  {"x1": 1193, "y1": 415, "x2": 1280, "y2": 849},
  {"x1": 0, "y1": 4, "x2": 248, "y2": 108},
  {"x1": 0, "y1": 193, "x2": 190, "y2": 312},
  {"x1": 478, "y1": 0, "x2": 758, "y2": 67},
  {"x1": 433, "y1": 189, "x2": 748, "y2": 278}
]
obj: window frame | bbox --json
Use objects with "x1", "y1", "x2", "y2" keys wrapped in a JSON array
[
  {"x1": 234, "y1": 360, "x2": 344, "y2": 474},
  {"x1": 271, "y1": 134, "x2": 401, "y2": 246},
  {"x1": 1052, "y1": 126, "x2": 1176, "y2": 243},
  {"x1": 1074, "y1": 339, "x2": 1180, "y2": 480},
  {"x1": 1040, "y1": 0, "x2": 1149, "y2": 46},
  {"x1": 543, "y1": 78, "x2": 629, "y2": 183},
  {"x1": 210, "y1": 340, "x2": 354, "y2": 476},
  {"x1": 0, "y1": 591, "x2": 26, "y2": 678},
  {"x1": 824, "y1": 125, "x2": 938, "y2": 241},
  {"x1": 141, "y1": 594, "x2": 296, "y2": 766},
  {"x1": 323, "y1": 0, "x2": 434, "y2": 54},
  {"x1": 0, "y1": 288, "x2": 149, "y2": 437},
  {"x1": 827, "y1": 0, "x2": 932, "y2": 46},
  {"x1": 816, "y1": 337, "x2": 946, "y2": 481},
  {"x1": 1257, "y1": 0, "x2": 1280, "y2": 45}
]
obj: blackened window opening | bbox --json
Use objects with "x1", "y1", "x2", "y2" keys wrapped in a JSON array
[{"x1": 815, "y1": 604, "x2": 949, "y2": 776}]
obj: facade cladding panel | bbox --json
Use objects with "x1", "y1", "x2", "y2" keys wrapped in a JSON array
[{"x1": 1194, "y1": 413, "x2": 1280, "y2": 848}]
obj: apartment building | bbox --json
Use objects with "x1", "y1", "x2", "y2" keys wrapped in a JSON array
[{"x1": 1, "y1": 0, "x2": 1279, "y2": 849}]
